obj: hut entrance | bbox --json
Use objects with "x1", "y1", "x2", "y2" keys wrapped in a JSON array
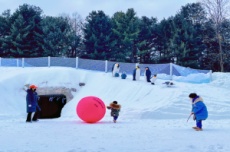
[{"x1": 38, "y1": 94, "x2": 67, "y2": 119}]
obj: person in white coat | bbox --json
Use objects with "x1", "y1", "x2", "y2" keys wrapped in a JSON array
[
  {"x1": 133, "y1": 66, "x2": 140, "y2": 81},
  {"x1": 150, "y1": 74, "x2": 157, "y2": 85},
  {"x1": 112, "y1": 63, "x2": 120, "y2": 77}
]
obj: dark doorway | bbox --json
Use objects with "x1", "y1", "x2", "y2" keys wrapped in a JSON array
[{"x1": 38, "y1": 94, "x2": 67, "y2": 119}]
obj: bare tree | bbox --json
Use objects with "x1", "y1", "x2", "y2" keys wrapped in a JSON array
[
  {"x1": 60, "y1": 12, "x2": 84, "y2": 57},
  {"x1": 60, "y1": 12, "x2": 84, "y2": 37},
  {"x1": 199, "y1": 0, "x2": 230, "y2": 72}
]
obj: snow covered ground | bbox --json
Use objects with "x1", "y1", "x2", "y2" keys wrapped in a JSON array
[{"x1": 0, "y1": 67, "x2": 229, "y2": 152}]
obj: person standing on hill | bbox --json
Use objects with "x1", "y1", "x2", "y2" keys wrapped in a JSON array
[
  {"x1": 107, "y1": 101, "x2": 121, "y2": 123},
  {"x1": 133, "y1": 66, "x2": 140, "y2": 81},
  {"x1": 112, "y1": 63, "x2": 120, "y2": 77},
  {"x1": 145, "y1": 67, "x2": 151, "y2": 82},
  {"x1": 26, "y1": 84, "x2": 41, "y2": 122},
  {"x1": 189, "y1": 93, "x2": 208, "y2": 131},
  {"x1": 150, "y1": 74, "x2": 157, "y2": 85}
]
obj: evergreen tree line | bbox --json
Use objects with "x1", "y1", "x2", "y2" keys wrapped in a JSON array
[{"x1": 0, "y1": 3, "x2": 230, "y2": 72}]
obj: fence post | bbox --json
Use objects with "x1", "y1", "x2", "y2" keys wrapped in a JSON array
[
  {"x1": 22, "y1": 58, "x2": 24, "y2": 68},
  {"x1": 17, "y1": 59, "x2": 19, "y2": 67},
  {"x1": 48, "y1": 56, "x2": 50, "y2": 67},
  {"x1": 209, "y1": 70, "x2": 212, "y2": 82},
  {"x1": 76, "y1": 57, "x2": 78, "y2": 69},
  {"x1": 170, "y1": 63, "x2": 173, "y2": 80},
  {"x1": 0, "y1": 57, "x2": 1, "y2": 67},
  {"x1": 105, "y1": 60, "x2": 108, "y2": 73}
]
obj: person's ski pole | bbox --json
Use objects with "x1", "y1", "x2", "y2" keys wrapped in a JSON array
[{"x1": 187, "y1": 113, "x2": 193, "y2": 122}]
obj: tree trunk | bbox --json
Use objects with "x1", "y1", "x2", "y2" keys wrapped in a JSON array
[{"x1": 218, "y1": 33, "x2": 224, "y2": 72}]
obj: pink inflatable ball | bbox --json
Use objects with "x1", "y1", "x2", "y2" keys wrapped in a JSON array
[{"x1": 76, "y1": 96, "x2": 106, "y2": 123}]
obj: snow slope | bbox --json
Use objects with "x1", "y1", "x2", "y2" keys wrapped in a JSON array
[{"x1": 0, "y1": 67, "x2": 229, "y2": 152}]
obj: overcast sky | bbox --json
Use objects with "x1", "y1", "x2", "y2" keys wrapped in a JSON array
[{"x1": 0, "y1": 0, "x2": 198, "y2": 20}]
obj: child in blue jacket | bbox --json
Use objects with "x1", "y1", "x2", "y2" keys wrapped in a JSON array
[{"x1": 189, "y1": 93, "x2": 208, "y2": 131}]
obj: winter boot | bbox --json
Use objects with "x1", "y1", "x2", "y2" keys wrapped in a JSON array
[
  {"x1": 194, "y1": 127, "x2": 203, "y2": 131},
  {"x1": 26, "y1": 112, "x2": 32, "y2": 122},
  {"x1": 192, "y1": 126, "x2": 199, "y2": 129}
]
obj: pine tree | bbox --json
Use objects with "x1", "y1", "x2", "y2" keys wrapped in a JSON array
[
  {"x1": 41, "y1": 16, "x2": 74, "y2": 57},
  {"x1": 8, "y1": 4, "x2": 44, "y2": 57},
  {"x1": 171, "y1": 3, "x2": 207, "y2": 68},
  {"x1": 0, "y1": 10, "x2": 11, "y2": 57},
  {"x1": 137, "y1": 16, "x2": 157, "y2": 63},
  {"x1": 155, "y1": 17, "x2": 175, "y2": 63},
  {"x1": 111, "y1": 8, "x2": 140, "y2": 62},
  {"x1": 83, "y1": 10, "x2": 113, "y2": 60}
]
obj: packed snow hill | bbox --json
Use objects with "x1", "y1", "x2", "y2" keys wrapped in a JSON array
[{"x1": 0, "y1": 67, "x2": 230, "y2": 152}]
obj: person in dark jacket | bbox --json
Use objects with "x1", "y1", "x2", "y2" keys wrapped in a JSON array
[
  {"x1": 26, "y1": 84, "x2": 41, "y2": 122},
  {"x1": 145, "y1": 67, "x2": 151, "y2": 82},
  {"x1": 107, "y1": 101, "x2": 121, "y2": 123},
  {"x1": 189, "y1": 93, "x2": 208, "y2": 131}
]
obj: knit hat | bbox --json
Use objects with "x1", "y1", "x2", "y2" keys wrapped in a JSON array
[
  {"x1": 189, "y1": 93, "x2": 197, "y2": 99},
  {"x1": 29, "y1": 84, "x2": 37, "y2": 89}
]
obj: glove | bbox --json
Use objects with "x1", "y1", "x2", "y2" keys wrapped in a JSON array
[
  {"x1": 37, "y1": 105, "x2": 41, "y2": 111},
  {"x1": 28, "y1": 104, "x2": 32, "y2": 107},
  {"x1": 193, "y1": 115, "x2": 196, "y2": 120}
]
